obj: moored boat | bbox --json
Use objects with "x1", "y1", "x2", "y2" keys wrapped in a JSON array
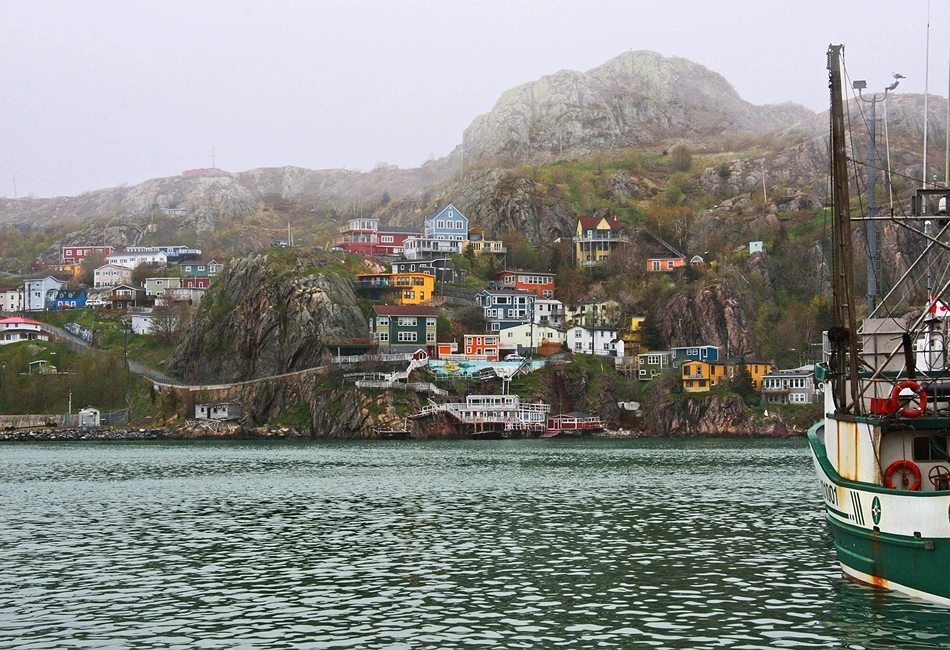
[{"x1": 808, "y1": 45, "x2": 950, "y2": 605}]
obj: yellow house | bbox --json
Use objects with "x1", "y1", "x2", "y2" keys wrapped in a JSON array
[
  {"x1": 573, "y1": 215, "x2": 628, "y2": 267},
  {"x1": 355, "y1": 272, "x2": 436, "y2": 305},
  {"x1": 681, "y1": 359, "x2": 773, "y2": 393},
  {"x1": 621, "y1": 316, "x2": 647, "y2": 356}
]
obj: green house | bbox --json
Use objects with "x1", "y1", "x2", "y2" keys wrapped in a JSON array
[{"x1": 369, "y1": 305, "x2": 438, "y2": 351}]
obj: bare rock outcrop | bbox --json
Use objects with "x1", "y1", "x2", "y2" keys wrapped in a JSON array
[{"x1": 658, "y1": 278, "x2": 757, "y2": 358}]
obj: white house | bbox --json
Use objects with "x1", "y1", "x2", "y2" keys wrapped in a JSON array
[
  {"x1": 94, "y1": 264, "x2": 134, "y2": 289},
  {"x1": 131, "y1": 312, "x2": 154, "y2": 335},
  {"x1": 107, "y1": 251, "x2": 168, "y2": 269},
  {"x1": 533, "y1": 298, "x2": 565, "y2": 328},
  {"x1": 23, "y1": 277, "x2": 65, "y2": 312},
  {"x1": 567, "y1": 325, "x2": 624, "y2": 359},
  {"x1": 0, "y1": 288, "x2": 22, "y2": 313},
  {"x1": 0, "y1": 317, "x2": 49, "y2": 344},
  {"x1": 195, "y1": 402, "x2": 242, "y2": 421},
  {"x1": 78, "y1": 407, "x2": 101, "y2": 428},
  {"x1": 498, "y1": 323, "x2": 566, "y2": 354}
]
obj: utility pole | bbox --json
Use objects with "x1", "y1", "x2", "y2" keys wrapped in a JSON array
[{"x1": 211, "y1": 146, "x2": 217, "y2": 169}]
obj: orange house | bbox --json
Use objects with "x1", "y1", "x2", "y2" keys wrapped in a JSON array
[
  {"x1": 464, "y1": 334, "x2": 499, "y2": 360},
  {"x1": 647, "y1": 257, "x2": 687, "y2": 272}
]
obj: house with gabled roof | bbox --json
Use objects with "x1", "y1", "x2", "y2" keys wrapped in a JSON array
[
  {"x1": 573, "y1": 215, "x2": 628, "y2": 267},
  {"x1": 403, "y1": 204, "x2": 469, "y2": 260}
]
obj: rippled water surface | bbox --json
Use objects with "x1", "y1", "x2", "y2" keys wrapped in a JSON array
[{"x1": 2, "y1": 438, "x2": 950, "y2": 649}]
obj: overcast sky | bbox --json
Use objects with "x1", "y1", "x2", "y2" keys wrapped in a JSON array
[{"x1": 3, "y1": 0, "x2": 949, "y2": 198}]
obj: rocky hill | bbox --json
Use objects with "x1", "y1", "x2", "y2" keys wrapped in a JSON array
[{"x1": 453, "y1": 50, "x2": 814, "y2": 165}]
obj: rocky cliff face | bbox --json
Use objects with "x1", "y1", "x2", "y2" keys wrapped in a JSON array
[
  {"x1": 644, "y1": 391, "x2": 791, "y2": 437},
  {"x1": 657, "y1": 276, "x2": 758, "y2": 358},
  {"x1": 167, "y1": 251, "x2": 367, "y2": 384},
  {"x1": 455, "y1": 50, "x2": 813, "y2": 165}
]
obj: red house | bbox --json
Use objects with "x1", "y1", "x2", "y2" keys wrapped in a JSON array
[
  {"x1": 61, "y1": 246, "x2": 115, "y2": 265},
  {"x1": 336, "y1": 217, "x2": 421, "y2": 255},
  {"x1": 181, "y1": 277, "x2": 210, "y2": 289},
  {"x1": 496, "y1": 270, "x2": 556, "y2": 299}
]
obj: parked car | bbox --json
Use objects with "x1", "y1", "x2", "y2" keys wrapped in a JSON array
[{"x1": 504, "y1": 354, "x2": 525, "y2": 362}]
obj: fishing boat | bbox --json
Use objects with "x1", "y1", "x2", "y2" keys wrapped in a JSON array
[{"x1": 808, "y1": 44, "x2": 950, "y2": 605}]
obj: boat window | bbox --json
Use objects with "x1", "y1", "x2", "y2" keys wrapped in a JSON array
[{"x1": 913, "y1": 435, "x2": 950, "y2": 462}]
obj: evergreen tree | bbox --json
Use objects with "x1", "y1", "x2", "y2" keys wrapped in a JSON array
[{"x1": 730, "y1": 357, "x2": 758, "y2": 405}]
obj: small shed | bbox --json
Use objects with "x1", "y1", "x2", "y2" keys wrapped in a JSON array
[
  {"x1": 195, "y1": 402, "x2": 242, "y2": 421},
  {"x1": 78, "y1": 407, "x2": 101, "y2": 428}
]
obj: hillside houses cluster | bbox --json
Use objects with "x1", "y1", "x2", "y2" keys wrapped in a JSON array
[
  {"x1": 0, "y1": 244, "x2": 222, "y2": 331},
  {"x1": 341, "y1": 204, "x2": 814, "y2": 403}
]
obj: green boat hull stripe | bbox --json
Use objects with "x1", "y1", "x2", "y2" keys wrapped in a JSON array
[{"x1": 825, "y1": 513, "x2": 950, "y2": 600}]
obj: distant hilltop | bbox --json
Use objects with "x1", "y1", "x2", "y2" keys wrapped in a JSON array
[{"x1": 181, "y1": 168, "x2": 233, "y2": 178}]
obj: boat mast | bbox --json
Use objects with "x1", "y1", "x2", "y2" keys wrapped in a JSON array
[{"x1": 827, "y1": 44, "x2": 862, "y2": 413}]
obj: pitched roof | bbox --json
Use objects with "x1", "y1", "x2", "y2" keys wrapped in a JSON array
[
  {"x1": 373, "y1": 305, "x2": 439, "y2": 317},
  {"x1": 577, "y1": 215, "x2": 623, "y2": 231}
]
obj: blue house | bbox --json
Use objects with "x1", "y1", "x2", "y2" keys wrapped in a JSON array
[
  {"x1": 425, "y1": 204, "x2": 468, "y2": 241},
  {"x1": 671, "y1": 345, "x2": 719, "y2": 366},
  {"x1": 50, "y1": 288, "x2": 87, "y2": 310},
  {"x1": 475, "y1": 288, "x2": 536, "y2": 332}
]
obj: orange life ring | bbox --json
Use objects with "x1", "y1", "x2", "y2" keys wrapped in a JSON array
[
  {"x1": 890, "y1": 380, "x2": 927, "y2": 418},
  {"x1": 884, "y1": 459, "x2": 922, "y2": 491}
]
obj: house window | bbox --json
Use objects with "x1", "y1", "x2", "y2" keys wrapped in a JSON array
[
  {"x1": 456, "y1": 220, "x2": 463, "y2": 229},
  {"x1": 378, "y1": 332, "x2": 389, "y2": 342},
  {"x1": 491, "y1": 323, "x2": 500, "y2": 331},
  {"x1": 466, "y1": 347, "x2": 472, "y2": 354},
  {"x1": 426, "y1": 332, "x2": 436, "y2": 342},
  {"x1": 426, "y1": 318, "x2": 436, "y2": 327},
  {"x1": 397, "y1": 317, "x2": 417, "y2": 327},
  {"x1": 652, "y1": 261, "x2": 661, "y2": 271},
  {"x1": 398, "y1": 332, "x2": 418, "y2": 342},
  {"x1": 437, "y1": 220, "x2": 445, "y2": 229},
  {"x1": 381, "y1": 236, "x2": 394, "y2": 243},
  {"x1": 667, "y1": 260, "x2": 674, "y2": 269},
  {"x1": 377, "y1": 317, "x2": 389, "y2": 326}
]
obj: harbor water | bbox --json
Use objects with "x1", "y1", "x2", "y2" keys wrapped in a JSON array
[{"x1": 2, "y1": 438, "x2": 950, "y2": 649}]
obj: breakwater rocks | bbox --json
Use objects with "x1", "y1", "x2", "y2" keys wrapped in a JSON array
[
  {"x1": 0, "y1": 427, "x2": 170, "y2": 442},
  {"x1": 0, "y1": 423, "x2": 307, "y2": 442}
]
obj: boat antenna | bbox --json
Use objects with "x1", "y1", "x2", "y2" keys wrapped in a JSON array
[{"x1": 827, "y1": 44, "x2": 863, "y2": 414}]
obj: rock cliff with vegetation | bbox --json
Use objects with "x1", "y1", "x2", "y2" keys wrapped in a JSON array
[{"x1": 167, "y1": 249, "x2": 367, "y2": 384}]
